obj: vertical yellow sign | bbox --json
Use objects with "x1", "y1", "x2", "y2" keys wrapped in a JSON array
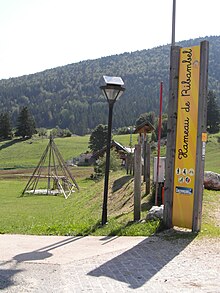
[{"x1": 172, "y1": 46, "x2": 200, "y2": 229}]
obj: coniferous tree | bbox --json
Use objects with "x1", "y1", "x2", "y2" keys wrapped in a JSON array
[
  {"x1": 207, "y1": 91, "x2": 220, "y2": 134},
  {"x1": 15, "y1": 107, "x2": 36, "y2": 138},
  {"x1": 0, "y1": 112, "x2": 12, "y2": 139},
  {"x1": 89, "y1": 124, "x2": 108, "y2": 153}
]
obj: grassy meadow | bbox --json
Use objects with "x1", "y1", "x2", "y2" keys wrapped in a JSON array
[
  {"x1": 0, "y1": 132, "x2": 219, "y2": 237},
  {"x1": 0, "y1": 135, "x2": 90, "y2": 169},
  {"x1": 204, "y1": 133, "x2": 220, "y2": 173}
]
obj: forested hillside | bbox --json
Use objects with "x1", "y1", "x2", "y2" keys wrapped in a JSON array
[{"x1": 0, "y1": 36, "x2": 219, "y2": 135}]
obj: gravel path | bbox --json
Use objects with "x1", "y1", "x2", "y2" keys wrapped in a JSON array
[{"x1": 0, "y1": 234, "x2": 219, "y2": 292}]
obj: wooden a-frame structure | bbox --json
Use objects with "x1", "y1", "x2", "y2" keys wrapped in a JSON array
[{"x1": 22, "y1": 136, "x2": 79, "y2": 199}]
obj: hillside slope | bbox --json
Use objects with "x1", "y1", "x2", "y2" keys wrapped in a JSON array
[{"x1": 0, "y1": 36, "x2": 219, "y2": 135}]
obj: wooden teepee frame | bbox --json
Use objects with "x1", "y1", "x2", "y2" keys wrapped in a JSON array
[{"x1": 22, "y1": 136, "x2": 79, "y2": 199}]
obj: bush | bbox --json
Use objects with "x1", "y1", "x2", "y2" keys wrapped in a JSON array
[
  {"x1": 50, "y1": 127, "x2": 72, "y2": 138},
  {"x1": 98, "y1": 150, "x2": 121, "y2": 173},
  {"x1": 116, "y1": 127, "x2": 132, "y2": 135},
  {"x1": 91, "y1": 150, "x2": 122, "y2": 180},
  {"x1": 37, "y1": 128, "x2": 47, "y2": 137}
]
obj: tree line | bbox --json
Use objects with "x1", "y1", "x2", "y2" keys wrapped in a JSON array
[
  {"x1": 88, "y1": 91, "x2": 220, "y2": 153},
  {"x1": 0, "y1": 90, "x2": 219, "y2": 142},
  {"x1": 0, "y1": 36, "x2": 219, "y2": 135}
]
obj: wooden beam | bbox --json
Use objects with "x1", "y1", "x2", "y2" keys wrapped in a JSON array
[
  {"x1": 134, "y1": 144, "x2": 141, "y2": 221},
  {"x1": 163, "y1": 45, "x2": 180, "y2": 228},
  {"x1": 192, "y1": 41, "x2": 209, "y2": 232}
]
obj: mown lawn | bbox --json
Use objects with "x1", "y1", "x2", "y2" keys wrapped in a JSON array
[
  {"x1": 0, "y1": 135, "x2": 90, "y2": 169},
  {"x1": 0, "y1": 170, "x2": 219, "y2": 237},
  {"x1": 0, "y1": 169, "x2": 160, "y2": 236},
  {"x1": 205, "y1": 133, "x2": 220, "y2": 173},
  {"x1": 0, "y1": 132, "x2": 219, "y2": 237}
]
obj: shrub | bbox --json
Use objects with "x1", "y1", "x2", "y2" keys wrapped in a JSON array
[
  {"x1": 91, "y1": 150, "x2": 122, "y2": 180},
  {"x1": 50, "y1": 127, "x2": 72, "y2": 138}
]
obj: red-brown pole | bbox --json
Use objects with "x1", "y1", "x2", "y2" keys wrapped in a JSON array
[{"x1": 155, "y1": 81, "x2": 163, "y2": 205}]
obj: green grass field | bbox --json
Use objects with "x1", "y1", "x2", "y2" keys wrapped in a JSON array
[
  {"x1": 0, "y1": 135, "x2": 90, "y2": 169},
  {"x1": 0, "y1": 134, "x2": 137, "y2": 169},
  {"x1": 1, "y1": 132, "x2": 218, "y2": 172},
  {"x1": 205, "y1": 133, "x2": 220, "y2": 173},
  {"x1": 0, "y1": 170, "x2": 160, "y2": 236},
  {"x1": 0, "y1": 132, "x2": 219, "y2": 237}
]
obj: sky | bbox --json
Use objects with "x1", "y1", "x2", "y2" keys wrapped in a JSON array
[{"x1": 0, "y1": 0, "x2": 219, "y2": 79}]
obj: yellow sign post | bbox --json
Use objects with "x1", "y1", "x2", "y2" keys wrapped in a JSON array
[
  {"x1": 172, "y1": 46, "x2": 200, "y2": 228},
  {"x1": 164, "y1": 41, "x2": 209, "y2": 232}
]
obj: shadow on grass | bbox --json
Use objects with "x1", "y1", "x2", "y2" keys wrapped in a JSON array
[
  {"x1": 107, "y1": 221, "x2": 135, "y2": 236},
  {"x1": 76, "y1": 220, "x2": 103, "y2": 236},
  {"x1": 102, "y1": 219, "x2": 164, "y2": 237},
  {"x1": 112, "y1": 175, "x2": 133, "y2": 193},
  {"x1": 141, "y1": 201, "x2": 153, "y2": 212},
  {"x1": 0, "y1": 138, "x2": 24, "y2": 151}
]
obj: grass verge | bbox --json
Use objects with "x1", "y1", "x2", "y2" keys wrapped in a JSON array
[{"x1": 0, "y1": 170, "x2": 159, "y2": 236}]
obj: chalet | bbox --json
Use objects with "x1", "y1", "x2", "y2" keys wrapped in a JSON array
[{"x1": 90, "y1": 140, "x2": 134, "y2": 166}]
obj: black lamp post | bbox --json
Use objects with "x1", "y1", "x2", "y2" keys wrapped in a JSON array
[{"x1": 100, "y1": 76, "x2": 125, "y2": 225}]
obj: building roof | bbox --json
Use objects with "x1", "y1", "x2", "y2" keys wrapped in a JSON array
[
  {"x1": 134, "y1": 120, "x2": 155, "y2": 134},
  {"x1": 91, "y1": 140, "x2": 134, "y2": 160}
]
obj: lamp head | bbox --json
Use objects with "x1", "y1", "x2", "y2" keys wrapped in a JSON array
[{"x1": 100, "y1": 75, "x2": 125, "y2": 104}]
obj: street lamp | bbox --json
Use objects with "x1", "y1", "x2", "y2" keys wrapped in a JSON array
[{"x1": 100, "y1": 75, "x2": 125, "y2": 225}]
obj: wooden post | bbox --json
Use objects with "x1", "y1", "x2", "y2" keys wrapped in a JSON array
[
  {"x1": 163, "y1": 46, "x2": 180, "y2": 228},
  {"x1": 192, "y1": 41, "x2": 209, "y2": 232},
  {"x1": 143, "y1": 138, "x2": 147, "y2": 182},
  {"x1": 155, "y1": 81, "x2": 163, "y2": 205},
  {"x1": 134, "y1": 144, "x2": 141, "y2": 221},
  {"x1": 146, "y1": 138, "x2": 151, "y2": 195},
  {"x1": 126, "y1": 155, "x2": 129, "y2": 174}
]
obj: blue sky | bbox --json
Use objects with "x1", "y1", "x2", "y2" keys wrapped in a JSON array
[{"x1": 0, "y1": 0, "x2": 219, "y2": 79}]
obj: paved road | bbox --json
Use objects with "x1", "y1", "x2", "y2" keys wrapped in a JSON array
[{"x1": 0, "y1": 233, "x2": 219, "y2": 292}]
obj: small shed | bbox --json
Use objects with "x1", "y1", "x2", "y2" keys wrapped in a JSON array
[{"x1": 134, "y1": 120, "x2": 155, "y2": 136}]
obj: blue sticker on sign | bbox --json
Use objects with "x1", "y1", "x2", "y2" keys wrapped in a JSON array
[{"x1": 176, "y1": 186, "x2": 193, "y2": 195}]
